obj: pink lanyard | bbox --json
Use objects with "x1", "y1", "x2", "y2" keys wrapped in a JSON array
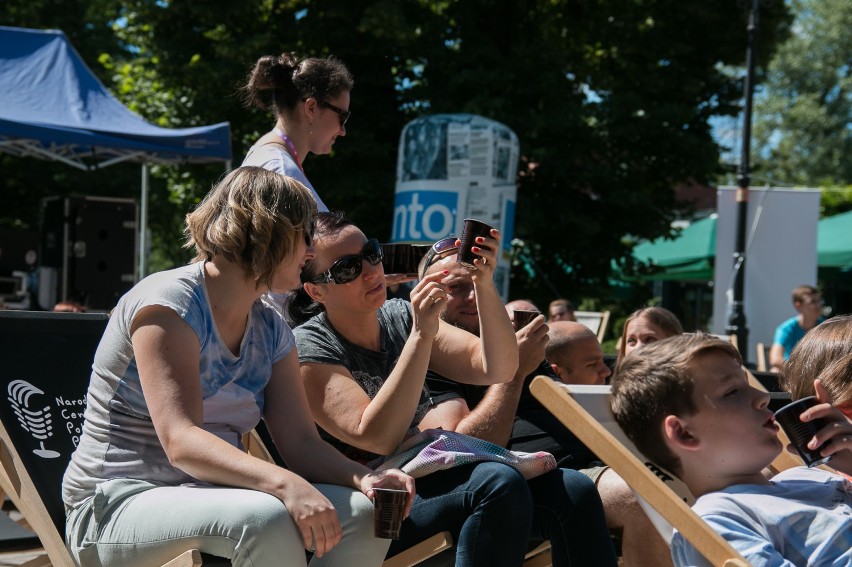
[{"x1": 273, "y1": 127, "x2": 304, "y2": 173}]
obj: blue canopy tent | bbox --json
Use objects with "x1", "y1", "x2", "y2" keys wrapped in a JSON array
[{"x1": 0, "y1": 25, "x2": 232, "y2": 280}]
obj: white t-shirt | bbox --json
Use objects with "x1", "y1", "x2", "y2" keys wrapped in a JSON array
[{"x1": 241, "y1": 143, "x2": 328, "y2": 212}]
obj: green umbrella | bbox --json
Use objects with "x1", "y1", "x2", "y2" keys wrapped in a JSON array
[
  {"x1": 817, "y1": 210, "x2": 852, "y2": 271},
  {"x1": 630, "y1": 215, "x2": 717, "y2": 281}
]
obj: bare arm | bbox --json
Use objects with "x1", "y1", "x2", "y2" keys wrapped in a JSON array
[
  {"x1": 420, "y1": 316, "x2": 549, "y2": 446},
  {"x1": 430, "y1": 230, "x2": 519, "y2": 385},
  {"x1": 768, "y1": 343, "x2": 785, "y2": 372},
  {"x1": 132, "y1": 307, "x2": 372, "y2": 556},
  {"x1": 301, "y1": 271, "x2": 447, "y2": 455}
]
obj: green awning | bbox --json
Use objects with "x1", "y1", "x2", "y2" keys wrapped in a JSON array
[
  {"x1": 630, "y1": 215, "x2": 717, "y2": 281},
  {"x1": 818, "y1": 210, "x2": 852, "y2": 270}
]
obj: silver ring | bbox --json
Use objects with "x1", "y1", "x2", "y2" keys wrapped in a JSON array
[
  {"x1": 481, "y1": 257, "x2": 487, "y2": 265},
  {"x1": 429, "y1": 295, "x2": 439, "y2": 304}
]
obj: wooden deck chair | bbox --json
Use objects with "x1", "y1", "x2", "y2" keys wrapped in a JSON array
[
  {"x1": 529, "y1": 377, "x2": 750, "y2": 567},
  {"x1": 755, "y1": 343, "x2": 767, "y2": 372},
  {"x1": 0, "y1": 311, "x2": 229, "y2": 567},
  {"x1": 574, "y1": 310, "x2": 611, "y2": 342}
]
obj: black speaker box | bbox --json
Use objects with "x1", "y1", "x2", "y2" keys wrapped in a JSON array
[{"x1": 40, "y1": 197, "x2": 137, "y2": 310}]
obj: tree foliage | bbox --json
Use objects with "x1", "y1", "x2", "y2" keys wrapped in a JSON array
[
  {"x1": 1, "y1": 0, "x2": 791, "y2": 306},
  {"x1": 752, "y1": 0, "x2": 852, "y2": 188}
]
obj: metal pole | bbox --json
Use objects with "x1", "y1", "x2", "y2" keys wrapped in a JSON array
[
  {"x1": 726, "y1": 0, "x2": 760, "y2": 360},
  {"x1": 139, "y1": 164, "x2": 149, "y2": 280}
]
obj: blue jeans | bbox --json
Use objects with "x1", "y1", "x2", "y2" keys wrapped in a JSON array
[
  {"x1": 528, "y1": 468, "x2": 618, "y2": 566},
  {"x1": 388, "y1": 462, "x2": 533, "y2": 566}
]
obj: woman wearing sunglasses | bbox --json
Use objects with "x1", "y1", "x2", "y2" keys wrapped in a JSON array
[
  {"x1": 288, "y1": 211, "x2": 538, "y2": 566},
  {"x1": 240, "y1": 52, "x2": 352, "y2": 212},
  {"x1": 62, "y1": 169, "x2": 414, "y2": 566}
]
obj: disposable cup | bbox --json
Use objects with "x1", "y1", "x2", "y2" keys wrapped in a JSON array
[
  {"x1": 381, "y1": 243, "x2": 418, "y2": 277},
  {"x1": 457, "y1": 219, "x2": 494, "y2": 269},
  {"x1": 373, "y1": 488, "x2": 407, "y2": 539},
  {"x1": 774, "y1": 396, "x2": 833, "y2": 467},
  {"x1": 513, "y1": 310, "x2": 540, "y2": 330}
]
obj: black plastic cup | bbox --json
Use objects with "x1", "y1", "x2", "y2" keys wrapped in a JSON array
[
  {"x1": 381, "y1": 243, "x2": 418, "y2": 277},
  {"x1": 373, "y1": 488, "x2": 407, "y2": 539},
  {"x1": 513, "y1": 309, "x2": 540, "y2": 330},
  {"x1": 774, "y1": 396, "x2": 833, "y2": 467},
  {"x1": 457, "y1": 219, "x2": 494, "y2": 270}
]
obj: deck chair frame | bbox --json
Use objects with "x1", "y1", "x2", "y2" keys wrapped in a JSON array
[
  {"x1": 529, "y1": 376, "x2": 750, "y2": 567},
  {"x1": 573, "y1": 311, "x2": 611, "y2": 342}
]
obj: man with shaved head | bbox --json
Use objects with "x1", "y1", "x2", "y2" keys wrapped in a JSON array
[{"x1": 545, "y1": 321, "x2": 611, "y2": 386}]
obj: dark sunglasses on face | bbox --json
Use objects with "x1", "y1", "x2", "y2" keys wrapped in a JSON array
[
  {"x1": 418, "y1": 236, "x2": 459, "y2": 279},
  {"x1": 318, "y1": 100, "x2": 351, "y2": 127},
  {"x1": 306, "y1": 238, "x2": 382, "y2": 285}
]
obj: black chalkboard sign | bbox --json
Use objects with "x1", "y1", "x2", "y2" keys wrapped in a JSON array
[{"x1": 0, "y1": 311, "x2": 108, "y2": 534}]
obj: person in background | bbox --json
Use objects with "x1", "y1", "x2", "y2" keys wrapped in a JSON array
[
  {"x1": 289, "y1": 212, "x2": 543, "y2": 567},
  {"x1": 615, "y1": 306, "x2": 683, "y2": 373},
  {"x1": 769, "y1": 285, "x2": 825, "y2": 373},
  {"x1": 62, "y1": 168, "x2": 413, "y2": 567},
  {"x1": 240, "y1": 52, "x2": 353, "y2": 212},
  {"x1": 545, "y1": 321, "x2": 610, "y2": 386},
  {"x1": 612, "y1": 333, "x2": 851, "y2": 567},
  {"x1": 548, "y1": 298, "x2": 576, "y2": 322},
  {"x1": 418, "y1": 251, "x2": 632, "y2": 565}
]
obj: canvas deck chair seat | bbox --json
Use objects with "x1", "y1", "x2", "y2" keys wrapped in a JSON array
[{"x1": 529, "y1": 377, "x2": 750, "y2": 567}]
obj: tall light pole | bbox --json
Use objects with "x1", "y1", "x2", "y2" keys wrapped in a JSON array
[{"x1": 726, "y1": 0, "x2": 760, "y2": 360}]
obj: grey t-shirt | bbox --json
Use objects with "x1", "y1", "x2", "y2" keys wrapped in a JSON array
[
  {"x1": 62, "y1": 262, "x2": 293, "y2": 508},
  {"x1": 294, "y1": 299, "x2": 430, "y2": 463}
]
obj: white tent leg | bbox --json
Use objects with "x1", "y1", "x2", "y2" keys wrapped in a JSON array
[{"x1": 139, "y1": 164, "x2": 149, "y2": 280}]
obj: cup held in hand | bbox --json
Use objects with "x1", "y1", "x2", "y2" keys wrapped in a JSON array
[
  {"x1": 773, "y1": 396, "x2": 833, "y2": 467},
  {"x1": 373, "y1": 487, "x2": 407, "y2": 539},
  {"x1": 457, "y1": 218, "x2": 494, "y2": 270},
  {"x1": 381, "y1": 243, "x2": 419, "y2": 277},
  {"x1": 513, "y1": 310, "x2": 540, "y2": 330}
]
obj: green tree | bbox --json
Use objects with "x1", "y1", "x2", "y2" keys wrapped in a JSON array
[
  {"x1": 2, "y1": 1, "x2": 792, "y2": 309},
  {"x1": 752, "y1": 0, "x2": 852, "y2": 187}
]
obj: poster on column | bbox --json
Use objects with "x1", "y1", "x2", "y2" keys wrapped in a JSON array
[{"x1": 392, "y1": 114, "x2": 519, "y2": 298}]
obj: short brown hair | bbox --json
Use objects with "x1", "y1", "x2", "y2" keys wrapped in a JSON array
[
  {"x1": 780, "y1": 315, "x2": 852, "y2": 407},
  {"x1": 611, "y1": 333, "x2": 741, "y2": 476},
  {"x1": 184, "y1": 166, "x2": 315, "y2": 287},
  {"x1": 792, "y1": 285, "x2": 819, "y2": 304}
]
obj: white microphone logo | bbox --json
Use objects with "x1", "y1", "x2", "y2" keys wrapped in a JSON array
[{"x1": 7, "y1": 380, "x2": 60, "y2": 459}]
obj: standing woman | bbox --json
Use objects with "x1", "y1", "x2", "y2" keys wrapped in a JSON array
[
  {"x1": 62, "y1": 167, "x2": 413, "y2": 567},
  {"x1": 289, "y1": 212, "x2": 550, "y2": 566},
  {"x1": 240, "y1": 52, "x2": 353, "y2": 212}
]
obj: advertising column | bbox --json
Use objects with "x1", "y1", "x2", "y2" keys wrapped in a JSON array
[{"x1": 392, "y1": 114, "x2": 519, "y2": 298}]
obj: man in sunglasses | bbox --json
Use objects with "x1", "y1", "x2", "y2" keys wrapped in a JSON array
[{"x1": 417, "y1": 248, "x2": 672, "y2": 567}]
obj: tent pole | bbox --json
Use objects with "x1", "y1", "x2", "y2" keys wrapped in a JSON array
[{"x1": 140, "y1": 164, "x2": 149, "y2": 280}]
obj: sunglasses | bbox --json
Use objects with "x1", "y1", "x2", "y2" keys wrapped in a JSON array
[
  {"x1": 418, "y1": 236, "x2": 459, "y2": 279},
  {"x1": 306, "y1": 238, "x2": 382, "y2": 285},
  {"x1": 319, "y1": 100, "x2": 351, "y2": 127}
]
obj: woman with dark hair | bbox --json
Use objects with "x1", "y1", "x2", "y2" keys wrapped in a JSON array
[
  {"x1": 240, "y1": 52, "x2": 353, "y2": 211},
  {"x1": 62, "y1": 168, "x2": 413, "y2": 566},
  {"x1": 615, "y1": 306, "x2": 684, "y2": 372},
  {"x1": 288, "y1": 211, "x2": 616, "y2": 567}
]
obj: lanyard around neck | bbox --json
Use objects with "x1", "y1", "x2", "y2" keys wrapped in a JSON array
[{"x1": 272, "y1": 127, "x2": 304, "y2": 173}]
